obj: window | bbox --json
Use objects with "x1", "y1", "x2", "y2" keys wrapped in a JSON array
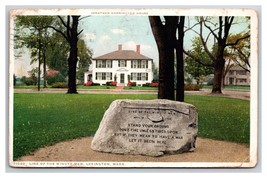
[
  {"x1": 238, "y1": 79, "x2": 247, "y2": 83},
  {"x1": 96, "y1": 72, "x2": 113, "y2": 80},
  {"x1": 131, "y1": 73, "x2": 148, "y2": 81},
  {"x1": 96, "y1": 60, "x2": 112, "y2": 68},
  {"x1": 106, "y1": 60, "x2": 112, "y2": 68},
  {"x1": 102, "y1": 73, "x2": 106, "y2": 80},
  {"x1": 131, "y1": 73, "x2": 137, "y2": 80},
  {"x1": 137, "y1": 60, "x2": 141, "y2": 68},
  {"x1": 237, "y1": 70, "x2": 246, "y2": 75},
  {"x1": 106, "y1": 72, "x2": 112, "y2": 80},
  {"x1": 131, "y1": 60, "x2": 137, "y2": 68},
  {"x1": 141, "y1": 60, "x2": 146, "y2": 68},
  {"x1": 119, "y1": 60, "x2": 127, "y2": 67},
  {"x1": 96, "y1": 72, "x2": 102, "y2": 80},
  {"x1": 141, "y1": 73, "x2": 146, "y2": 81},
  {"x1": 102, "y1": 60, "x2": 106, "y2": 68},
  {"x1": 137, "y1": 73, "x2": 142, "y2": 80}
]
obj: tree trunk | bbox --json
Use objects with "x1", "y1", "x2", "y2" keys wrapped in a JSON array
[
  {"x1": 158, "y1": 43, "x2": 174, "y2": 100},
  {"x1": 149, "y1": 16, "x2": 177, "y2": 100},
  {"x1": 66, "y1": 16, "x2": 79, "y2": 94},
  {"x1": 43, "y1": 49, "x2": 47, "y2": 88},
  {"x1": 37, "y1": 36, "x2": 41, "y2": 91},
  {"x1": 67, "y1": 47, "x2": 78, "y2": 94},
  {"x1": 176, "y1": 17, "x2": 185, "y2": 102},
  {"x1": 212, "y1": 45, "x2": 225, "y2": 93}
]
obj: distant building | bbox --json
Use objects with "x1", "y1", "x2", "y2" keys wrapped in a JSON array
[
  {"x1": 84, "y1": 44, "x2": 153, "y2": 86},
  {"x1": 224, "y1": 65, "x2": 250, "y2": 85}
]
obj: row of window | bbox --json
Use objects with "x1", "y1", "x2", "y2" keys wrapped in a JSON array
[
  {"x1": 95, "y1": 72, "x2": 149, "y2": 81},
  {"x1": 95, "y1": 72, "x2": 113, "y2": 80},
  {"x1": 131, "y1": 73, "x2": 149, "y2": 81},
  {"x1": 96, "y1": 60, "x2": 149, "y2": 68},
  {"x1": 229, "y1": 70, "x2": 247, "y2": 75}
]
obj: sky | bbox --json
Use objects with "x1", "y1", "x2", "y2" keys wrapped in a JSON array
[{"x1": 14, "y1": 15, "x2": 250, "y2": 77}]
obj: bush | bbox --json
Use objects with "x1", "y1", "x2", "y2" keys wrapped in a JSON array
[
  {"x1": 84, "y1": 81, "x2": 93, "y2": 86},
  {"x1": 207, "y1": 78, "x2": 213, "y2": 86},
  {"x1": 24, "y1": 77, "x2": 37, "y2": 86},
  {"x1": 106, "y1": 81, "x2": 117, "y2": 86},
  {"x1": 150, "y1": 82, "x2": 159, "y2": 87},
  {"x1": 184, "y1": 84, "x2": 200, "y2": 91},
  {"x1": 51, "y1": 82, "x2": 68, "y2": 88},
  {"x1": 47, "y1": 73, "x2": 65, "y2": 85},
  {"x1": 127, "y1": 81, "x2": 136, "y2": 86},
  {"x1": 142, "y1": 83, "x2": 150, "y2": 87}
]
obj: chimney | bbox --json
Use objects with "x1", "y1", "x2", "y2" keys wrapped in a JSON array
[
  {"x1": 118, "y1": 44, "x2": 122, "y2": 51},
  {"x1": 136, "y1": 45, "x2": 140, "y2": 54}
]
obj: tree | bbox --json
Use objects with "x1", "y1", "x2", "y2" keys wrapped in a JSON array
[
  {"x1": 149, "y1": 16, "x2": 185, "y2": 101},
  {"x1": 149, "y1": 16, "x2": 176, "y2": 100},
  {"x1": 15, "y1": 16, "x2": 54, "y2": 91},
  {"x1": 45, "y1": 32, "x2": 69, "y2": 78},
  {"x1": 175, "y1": 16, "x2": 185, "y2": 101},
  {"x1": 185, "y1": 37, "x2": 213, "y2": 84},
  {"x1": 76, "y1": 39, "x2": 92, "y2": 83},
  {"x1": 226, "y1": 33, "x2": 250, "y2": 72},
  {"x1": 152, "y1": 63, "x2": 159, "y2": 82},
  {"x1": 187, "y1": 16, "x2": 250, "y2": 93},
  {"x1": 48, "y1": 16, "x2": 84, "y2": 94}
]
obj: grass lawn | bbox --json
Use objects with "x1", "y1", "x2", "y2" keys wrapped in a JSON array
[
  {"x1": 124, "y1": 86, "x2": 158, "y2": 90},
  {"x1": 77, "y1": 85, "x2": 116, "y2": 89},
  {"x1": 203, "y1": 85, "x2": 250, "y2": 91},
  {"x1": 13, "y1": 93, "x2": 250, "y2": 160}
]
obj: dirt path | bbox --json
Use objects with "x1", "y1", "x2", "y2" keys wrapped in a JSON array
[{"x1": 18, "y1": 137, "x2": 249, "y2": 163}]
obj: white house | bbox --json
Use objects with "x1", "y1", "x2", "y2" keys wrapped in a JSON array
[
  {"x1": 84, "y1": 44, "x2": 153, "y2": 86},
  {"x1": 224, "y1": 65, "x2": 250, "y2": 85}
]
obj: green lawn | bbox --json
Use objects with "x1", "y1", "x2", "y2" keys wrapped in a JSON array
[
  {"x1": 203, "y1": 85, "x2": 250, "y2": 91},
  {"x1": 124, "y1": 86, "x2": 158, "y2": 90},
  {"x1": 77, "y1": 85, "x2": 116, "y2": 89},
  {"x1": 13, "y1": 93, "x2": 250, "y2": 160}
]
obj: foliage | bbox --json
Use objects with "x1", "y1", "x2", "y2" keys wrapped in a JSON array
[
  {"x1": 150, "y1": 82, "x2": 159, "y2": 87},
  {"x1": 106, "y1": 81, "x2": 118, "y2": 86},
  {"x1": 127, "y1": 81, "x2": 136, "y2": 86},
  {"x1": 13, "y1": 93, "x2": 250, "y2": 160},
  {"x1": 13, "y1": 74, "x2": 17, "y2": 86},
  {"x1": 45, "y1": 32, "x2": 69, "y2": 77},
  {"x1": 47, "y1": 73, "x2": 66, "y2": 85},
  {"x1": 184, "y1": 84, "x2": 201, "y2": 91},
  {"x1": 185, "y1": 37, "x2": 213, "y2": 84},
  {"x1": 226, "y1": 32, "x2": 250, "y2": 72},
  {"x1": 51, "y1": 82, "x2": 68, "y2": 88},
  {"x1": 20, "y1": 68, "x2": 38, "y2": 85},
  {"x1": 152, "y1": 63, "x2": 159, "y2": 81},
  {"x1": 15, "y1": 16, "x2": 56, "y2": 89},
  {"x1": 76, "y1": 39, "x2": 93, "y2": 82}
]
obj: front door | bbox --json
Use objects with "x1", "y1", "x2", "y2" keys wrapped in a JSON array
[{"x1": 120, "y1": 73, "x2": 125, "y2": 84}]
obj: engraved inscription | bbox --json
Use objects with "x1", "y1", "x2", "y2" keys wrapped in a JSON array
[
  {"x1": 112, "y1": 107, "x2": 187, "y2": 146},
  {"x1": 91, "y1": 99, "x2": 198, "y2": 156}
]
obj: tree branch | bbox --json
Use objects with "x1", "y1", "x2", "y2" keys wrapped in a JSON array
[
  {"x1": 46, "y1": 25, "x2": 69, "y2": 43},
  {"x1": 226, "y1": 35, "x2": 250, "y2": 46},
  {"x1": 199, "y1": 19, "x2": 216, "y2": 61},
  {"x1": 183, "y1": 49, "x2": 214, "y2": 67},
  {"x1": 77, "y1": 29, "x2": 83, "y2": 36},
  {"x1": 79, "y1": 15, "x2": 91, "y2": 21},
  {"x1": 57, "y1": 16, "x2": 68, "y2": 28},
  {"x1": 202, "y1": 17, "x2": 219, "y2": 40},
  {"x1": 184, "y1": 22, "x2": 200, "y2": 33}
]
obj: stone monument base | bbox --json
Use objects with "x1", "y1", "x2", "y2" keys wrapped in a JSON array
[{"x1": 91, "y1": 99, "x2": 198, "y2": 157}]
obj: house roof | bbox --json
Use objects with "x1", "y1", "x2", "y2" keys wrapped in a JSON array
[
  {"x1": 93, "y1": 50, "x2": 152, "y2": 60},
  {"x1": 230, "y1": 65, "x2": 249, "y2": 71}
]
